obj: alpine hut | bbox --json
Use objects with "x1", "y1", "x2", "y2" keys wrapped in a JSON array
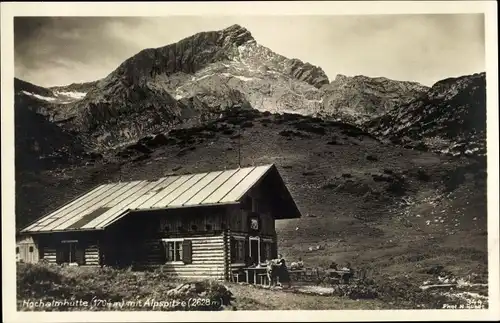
[{"x1": 17, "y1": 164, "x2": 302, "y2": 280}]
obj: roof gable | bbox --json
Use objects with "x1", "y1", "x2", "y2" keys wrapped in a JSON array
[{"x1": 21, "y1": 164, "x2": 301, "y2": 233}]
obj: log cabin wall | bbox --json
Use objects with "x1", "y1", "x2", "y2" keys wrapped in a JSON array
[
  {"x1": 156, "y1": 235, "x2": 226, "y2": 279},
  {"x1": 101, "y1": 206, "x2": 230, "y2": 279},
  {"x1": 36, "y1": 231, "x2": 102, "y2": 266},
  {"x1": 16, "y1": 235, "x2": 39, "y2": 264}
]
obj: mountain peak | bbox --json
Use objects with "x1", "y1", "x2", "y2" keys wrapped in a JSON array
[
  {"x1": 102, "y1": 24, "x2": 257, "y2": 86},
  {"x1": 334, "y1": 74, "x2": 350, "y2": 82},
  {"x1": 220, "y1": 24, "x2": 254, "y2": 44},
  {"x1": 223, "y1": 23, "x2": 245, "y2": 30}
]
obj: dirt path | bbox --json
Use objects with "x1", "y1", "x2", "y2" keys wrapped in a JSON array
[{"x1": 227, "y1": 283, "x2": 387, "y2": 310}]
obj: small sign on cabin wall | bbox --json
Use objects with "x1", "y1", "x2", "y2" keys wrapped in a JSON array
[
  {"x1": 250, "y1": 218, "x2": 259, "y2": 230},
  {"x1": 248, "y1": 213, "x2": 261, "y2": 234}
]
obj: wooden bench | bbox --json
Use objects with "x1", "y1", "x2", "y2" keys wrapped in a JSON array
[
  {"x1": 231, "y1": 270, "x2": 244, "y2": 283},
  {"x1": 326, "y1": 269, "x2": 353, "y2": 284},
  {"x1": 257, "y1": 273, "x2": 269, "y2": 286}
]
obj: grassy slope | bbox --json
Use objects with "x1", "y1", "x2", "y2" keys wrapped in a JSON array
[{"x1": 16, "y1": 109, "x2": 487, "y2": 290}]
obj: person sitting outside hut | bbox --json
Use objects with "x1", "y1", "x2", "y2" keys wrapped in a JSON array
[
  {"x1": 341, "y1": 262, "x2": 354, "y2": 284},
  {"x1": 290, "y1": 257, "x2": 305, "y2": 271}
]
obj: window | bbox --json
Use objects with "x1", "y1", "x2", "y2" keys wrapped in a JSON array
[
  {"x1": 231, "y1": 237, "x2": 246, "y2": 263},
  {"x1": 16, "y1": 247, "x2": 19, "y2": 253},
  {"x1": 162, "y1": 239, "x2": 192, "y2": 264},
  {"x1": 29, "y1": 246, "x2": 34, "y2": 253},
  {"x1": 165, "y1": 240, "x2": 183, "y2": 262}
]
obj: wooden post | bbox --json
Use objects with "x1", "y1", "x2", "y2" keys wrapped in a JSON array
[{"x1": 224, "y1": 229, "x2": 230, "y2": 281}]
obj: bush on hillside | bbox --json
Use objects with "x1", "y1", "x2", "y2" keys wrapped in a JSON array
[
  {"x1": 386, "y1": 178, "x2": 407, "y2": 196},
  {"x1": 442, "y1": 167, "x2": 467, "y2": 192},
  {"x1": 278, "y1": 130, "x2": 311, "y2": 139},
  {"x1": 330, "y1": 281, "x2": 379, "y2": 300},
  {"x1": 292, "y1": 122, "x2": 326, "y2": 135},
  {"x1": 416, "y1": 169, "x2": 431, "y2": 181},
  {"x1": 222, "y1": 129, "x2": 235, "y2": 135},
  {"x1": 240, "y1": 121, "x2": 254, "y2": 128},
  {"x1": 326, "y1": 139, "x2": 339, "y2": 145}
]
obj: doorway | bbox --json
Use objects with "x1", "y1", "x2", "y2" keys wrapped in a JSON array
[
  {"x1": 58, "y1": 240, "x2": 81, "y2": 264},
  {"x1": 248, "y1": 236, "x2": 260, "y2": 265}
]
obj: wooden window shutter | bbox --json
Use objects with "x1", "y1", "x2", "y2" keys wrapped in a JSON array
[
  {"x1": 182, "y1": 240, "x2": 192, "y2": 264},
  {"x1": 160, "y1": 240, "x2": 167, "y2": 262},
  {"x1": 230, "y1": 237, "x2": 236, "y2": 262},
  {"x1": 260, "y1": 242, "x2": 266, "y2": 262},
  {"x1": 244, "y1": 239, "x2": 249, "y2": 263}
]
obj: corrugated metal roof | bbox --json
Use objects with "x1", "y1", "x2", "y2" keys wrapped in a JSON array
[{"x1": 21, "y1": 164, "x2": 275, "y2": 233}]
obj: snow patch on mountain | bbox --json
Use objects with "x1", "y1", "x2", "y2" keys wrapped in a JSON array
[
  {"x1": 21, "y1": 91, "x2": 57, "y2": 102},
  {"x1": 221, "y1": 73, "x2": 256, "y2": 82},
  {"x1": 55, "y1": 91, "x2": 87, "y2": 100}
]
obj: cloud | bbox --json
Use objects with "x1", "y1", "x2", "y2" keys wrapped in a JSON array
[{"x1": 14, "y1": 15, "x2": 485, "y2": 87}]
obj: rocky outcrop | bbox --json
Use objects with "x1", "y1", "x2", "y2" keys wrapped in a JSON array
[
  {"x1": 320, "y1": 74, "x2": 429, "y2": 123},
  {"x1": 366, "y1": 72, "x2": 486, "y2": 157}
]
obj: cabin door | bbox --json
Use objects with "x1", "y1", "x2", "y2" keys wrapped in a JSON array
[
  {"x1": 248, "y1": 236, "x2": 260, "y2": 265},
  {"x1": 59, "y1": 243, "x2": 77, "y2": 263},
  {"x1": 58, "y1": 240, "x2": 83, "y2": 265}
]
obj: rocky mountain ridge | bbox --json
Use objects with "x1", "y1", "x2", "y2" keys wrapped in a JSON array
[
  {"x1": 365, "y1": 72, "x2": 486, "y2": 157},
  {"x1": 321, "y1": 74, "x2": 429, "y2": 123},
  {"x1": 14, "y1": 24, "x2": 486, "y2": 159},
  {"x1": 46, "y1": 24, "x2": 332, "y2": 148}
]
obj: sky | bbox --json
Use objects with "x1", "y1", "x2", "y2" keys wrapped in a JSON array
[{"x1": 14, "y1": 14, "x2": 485, "y2": 88}]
